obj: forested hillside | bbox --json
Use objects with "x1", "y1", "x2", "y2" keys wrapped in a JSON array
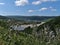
[
  {"x1": 7, "y1": 16, "x2": 55, "y2": 21},
  {"x1": 0, "y1": 16, "x2": 60, "y2": 45}
]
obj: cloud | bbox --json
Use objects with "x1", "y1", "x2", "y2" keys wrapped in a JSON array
[
  {"x1": 15, "y1": 0, "x2": 29, "y2": 6},
  {"x1": 32, "y1": 0, "x2": 57, "y2": 5},
  {"x1": 0, "y1": 3, "x2": 5, "y2": 5},
  {"x1": 41, "y1": 0, "x2": 56, "y2": 2},
  {"x1": 49, "y1": 6, "x2": 57, "y2": 11},
  {"x1": 39, "y1": 7, "x2": 56, "y2": 11},
  {"x1": 39, "y1": 7, "x2": 48, "y2": 11},
  {"x1": 15, "y1": 0, "x2": 57, "y2": 6},
  {"x1": 49, "y1": 6, "x2": 53, "y2": 9},
  {"x1": 32, "y1": 1, "x2": 41, "y2": 5},
  {"x1": 51, "y1": 9, "x2": 56, "y2": 11},
  {"x1": 49, "y1": 0, "x2": 56, "y2": 1},
  {"x1": 28, "y1": 7, "x2": 56, "y2": 13},
  {"x1": 28, "y1": 10, "x2": 34, "y2": 13}
]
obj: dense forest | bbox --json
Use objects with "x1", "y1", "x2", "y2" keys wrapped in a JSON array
[{"x1": 0, "y1": 16, "x2": 60, "y2": 45}]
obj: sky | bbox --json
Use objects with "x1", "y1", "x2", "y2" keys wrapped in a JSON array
[{"x1": 0, "y1": 0, "x2": 60, "y2": 16}]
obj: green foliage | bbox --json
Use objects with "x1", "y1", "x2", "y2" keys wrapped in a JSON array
[
  {"x1": 24, "y1": 26, "x2": 33, "y2": 34},
  {"x1": 0, "y1": 28, "x2": 40, "y2": 45},
  {"x1": 0, "y1": 16, "x2": 60, "y2": 45},
  {"x1": 0, "y1": 21, "x2": 9, "y2": 29}
]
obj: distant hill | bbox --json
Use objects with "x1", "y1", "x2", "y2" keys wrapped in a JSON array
[
  {"x1": 0, "y1": 15, "x2": 9, "y2": 19},
  {"x1": 44, "y1": 16, "x2": 60, "y2": 26},
  {"x1": 0, "y1": 15, "x2": 58, "y2": 22},
  {"x1": 7, "y1": 16, "x2": 56, "y2": 22}
]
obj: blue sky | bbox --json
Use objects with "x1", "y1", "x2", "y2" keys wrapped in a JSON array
[{"x1": 0, "y1": 0, "x2": 60, "y2": 16}]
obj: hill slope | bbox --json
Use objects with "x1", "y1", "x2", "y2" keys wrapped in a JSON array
[
  {"x1": 0, "y1": 16, "x2": 60, "y2": 45},
  {"x1": 7, "y1": 16, "x2": 55, "y2": 21}
]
